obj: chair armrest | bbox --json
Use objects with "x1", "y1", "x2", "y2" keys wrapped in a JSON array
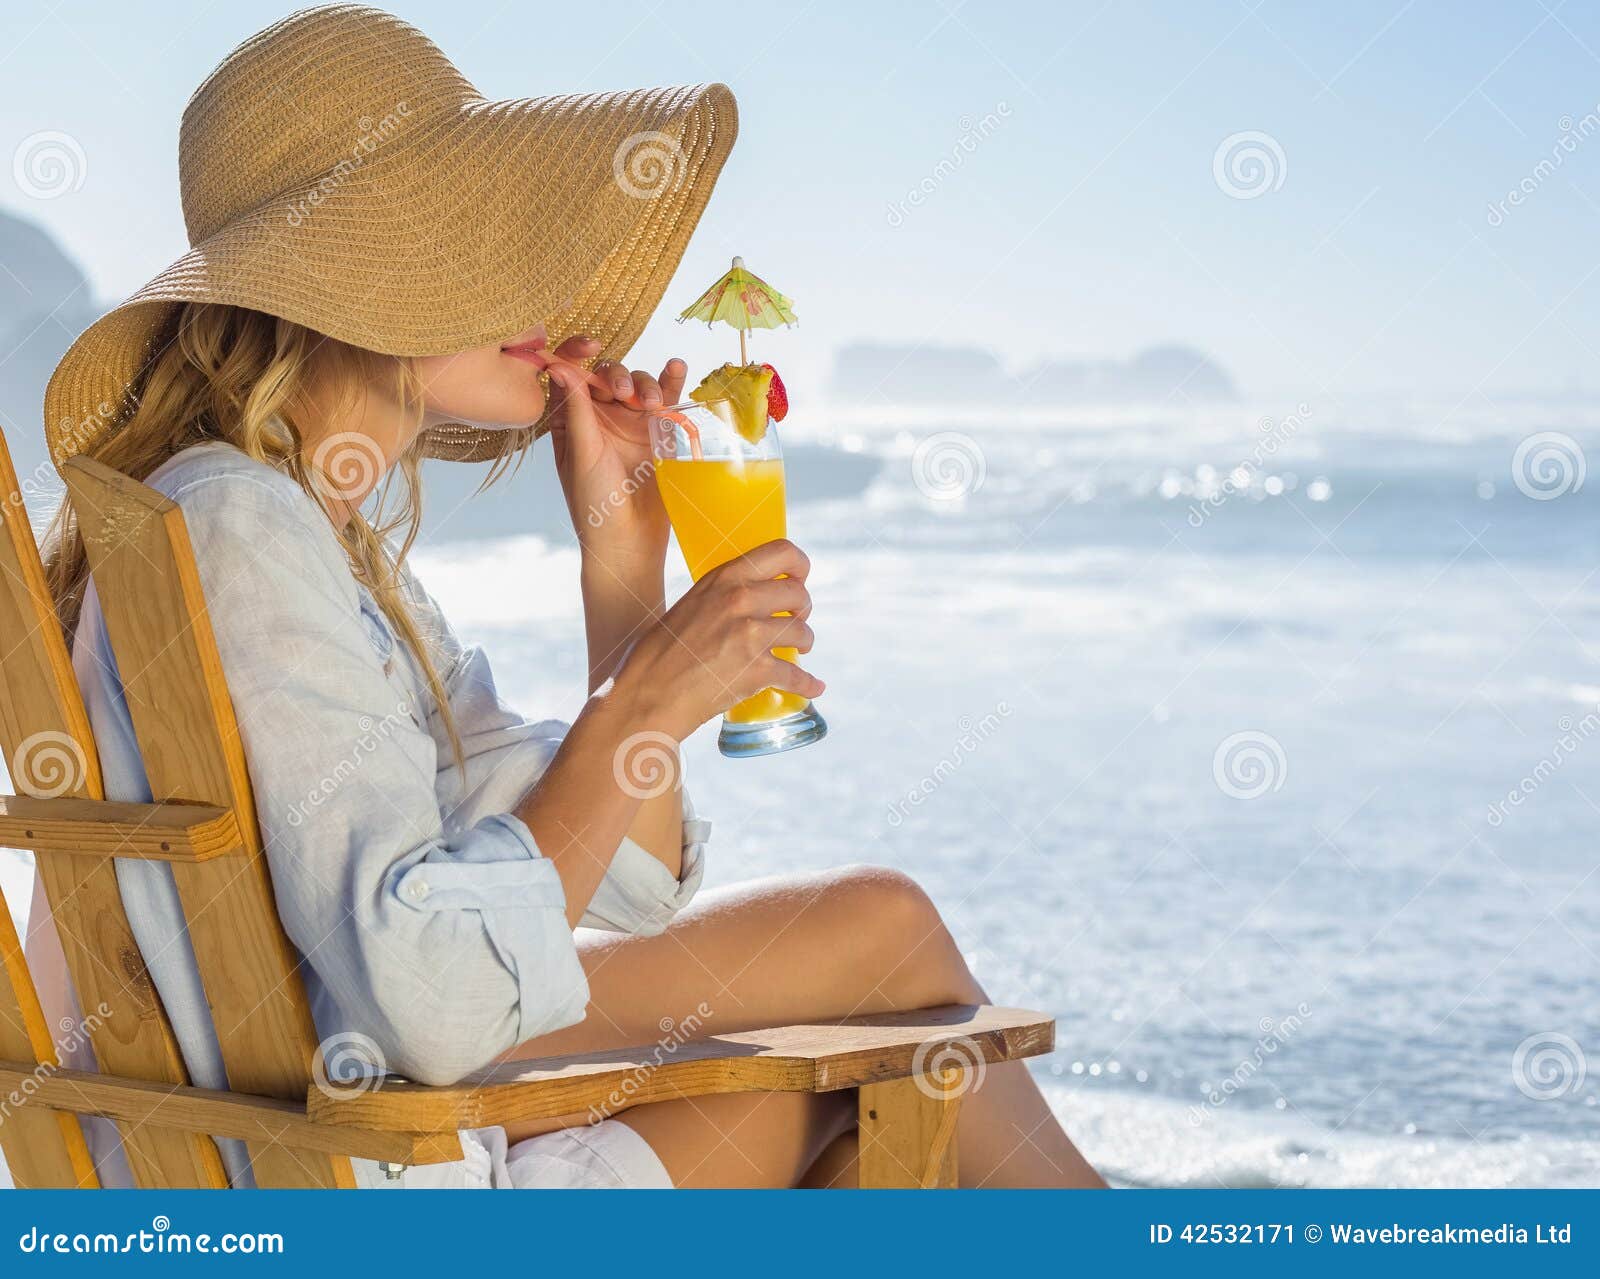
[
  {"x1": 0, "y1": 1059, "x2": 463, "y2": 1167},
  {"x1": 306, "y1": 1004, "x2": 1054, "y2": 1133}
]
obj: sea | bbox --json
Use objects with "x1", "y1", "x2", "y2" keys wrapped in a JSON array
[{"x1": 3, "y1": 393, "x2": 1597, "y2": 1188}]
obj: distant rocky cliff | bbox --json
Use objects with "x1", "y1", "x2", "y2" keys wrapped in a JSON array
[
  {"x1": 830, "y1": 341, "x2": 1238, "y2": 404},
  {"x1": 0, "y1": 208, "x2": 103, "y2": 488}
]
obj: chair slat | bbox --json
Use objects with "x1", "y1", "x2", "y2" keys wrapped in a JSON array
[
  {"x1": 0, "y1": 430, "x2": 225, "y2": 1189},
  {"x1": 0, "y1": 794, "x2": 243, "y2": 862},
  {"x1": 0, "y1": 1058, "x2": 462, "y2": 1167},
  {"x1": 0, "y1": 885, "x2": 97, "y2": 1187},
  {"x1": 64, "y1": 457, "x2": 351, "y2": 1189}
]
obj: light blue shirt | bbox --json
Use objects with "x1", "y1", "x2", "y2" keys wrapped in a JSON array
[{"x1": 72, "y1": 442, "x2": 707, "y2": 1186}]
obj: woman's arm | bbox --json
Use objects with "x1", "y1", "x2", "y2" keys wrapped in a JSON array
[
  {"x1": 506, "y1": 672, "x2": 655, "y2": 930},
  {"x1": 548, "y1": 346, "x2": 686, "y2": 877},
  {"x1": 579, "y1": 555, "x2": 684, "y2": 877},
  {"x1": 536, "y1": 348, "x2": 824, "y2": 928},
  {"x1": 516, "y1": 533, "x2": 820, "y2": 930}
]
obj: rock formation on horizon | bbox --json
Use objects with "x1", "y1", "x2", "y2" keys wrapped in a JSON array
[
  {"x1": 0, "y1": 207, "x2": 103, "y2": 487},
  {"x1": 829, "y1": 341, "x2": 1238, "y2": 405}
]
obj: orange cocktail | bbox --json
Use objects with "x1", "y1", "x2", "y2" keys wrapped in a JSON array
[
  {"x1": 649, "y1": 400, "x2": 827, "y2": 758},
  {"x1": 654, "y1": 456, "x2": 810, "y2": 725}
]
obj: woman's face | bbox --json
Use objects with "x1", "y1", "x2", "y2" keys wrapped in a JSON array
[{"x1": 411, "y1": 323, "x2": 553, "y2": 430}]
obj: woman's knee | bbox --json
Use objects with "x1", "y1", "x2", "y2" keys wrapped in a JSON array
[
  {"x1": 818, "y1": 864, "x2": 945, "y2": 940},
  {"x1": 812, "y1": 864, "x2": 979, "y2": 1006}
]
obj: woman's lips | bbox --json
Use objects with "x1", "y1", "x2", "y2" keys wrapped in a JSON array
[{"x1": 501, "y1": 344, "x2": 549, "y2": 370}]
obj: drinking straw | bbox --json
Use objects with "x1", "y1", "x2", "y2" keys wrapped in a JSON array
[
  {"x1": 544, "y1": 354, "x2": 645, "y2": 409},
  {"x1": 658, "y1": 410, "x2": 704, "y2": 461},
  {"x1": 545, "y1": 355, "x2": 703, "y2": 460}
]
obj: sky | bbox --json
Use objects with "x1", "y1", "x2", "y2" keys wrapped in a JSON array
[{"x1": 4, "y1": 0, "x2": 1600, "y2": 398}]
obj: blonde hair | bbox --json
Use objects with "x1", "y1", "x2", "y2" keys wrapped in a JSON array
[{"x1": 42, "y1": 301, "x2": 475, "y2": 766}]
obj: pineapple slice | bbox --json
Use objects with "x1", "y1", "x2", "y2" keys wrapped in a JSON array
[{"x1": 690, "y1": 363, "x2": 773, "y2": 444}]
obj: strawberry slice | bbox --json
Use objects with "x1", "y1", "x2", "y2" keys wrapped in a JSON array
[{"x1": 761, "y1": 363, "x2": 789, "y2": 422}]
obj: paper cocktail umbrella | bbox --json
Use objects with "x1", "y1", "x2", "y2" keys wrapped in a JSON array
[{"x1": 678, "y1": 256, "x2": 798, "y2": 365}]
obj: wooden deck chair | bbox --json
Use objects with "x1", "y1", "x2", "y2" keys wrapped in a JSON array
[{"x1": 0, "y1": 424, "x2": 1054, "y2": 1189}]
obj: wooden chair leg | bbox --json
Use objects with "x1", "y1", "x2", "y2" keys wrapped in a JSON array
[{"x1": 858, "y1": 1069, "x2": 965, "y2": 1188}]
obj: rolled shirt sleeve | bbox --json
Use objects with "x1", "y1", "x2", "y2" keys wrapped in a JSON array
[
  {"x1": 580, "y1": 791, "x2": 709, "y2": 936},
  {"x1": 419, "y1": 607, "x2": 711, "y2": 939},
  {"x1": 389, "y1": 813, "x2": 590, "y2": 1048}
]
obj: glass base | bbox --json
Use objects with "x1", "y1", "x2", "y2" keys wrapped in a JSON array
[{"x1": 718, "y1": 706, "x2": 829, "y2": 758}]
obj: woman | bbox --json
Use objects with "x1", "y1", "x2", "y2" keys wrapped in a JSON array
[{"x1": 35, "y1": 6, "x2": 1102, "y2": 1189}]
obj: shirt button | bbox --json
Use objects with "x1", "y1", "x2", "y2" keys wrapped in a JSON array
[{"x1": 405, "y1": 879, "x2": 430, "y2": 902}]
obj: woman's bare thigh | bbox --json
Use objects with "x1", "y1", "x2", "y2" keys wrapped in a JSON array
[
  {"x1": 511, "y1": 864, "x2": 979, "y2": 1065},
  {"x1": 492, "y1": 865, "x2": 1098, "y2": 1189}
]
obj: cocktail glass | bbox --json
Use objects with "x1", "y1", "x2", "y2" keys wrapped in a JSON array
[{"x1": 649, "y1": 400, "x2": 828, "y2": 758}]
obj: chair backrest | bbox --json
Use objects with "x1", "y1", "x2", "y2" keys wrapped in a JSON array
[{"x1": 0, "y1": 425, "x2": 350, "y2": 1188}]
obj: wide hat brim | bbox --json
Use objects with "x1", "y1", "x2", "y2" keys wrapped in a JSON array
[{"x1": 46, "y1": 81, "x2": 737, "y2": 465}]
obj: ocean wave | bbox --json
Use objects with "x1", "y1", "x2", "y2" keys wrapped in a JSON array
[{"x1": 1052, "y1": 1086, "x2": 1599, "y2": 1189}]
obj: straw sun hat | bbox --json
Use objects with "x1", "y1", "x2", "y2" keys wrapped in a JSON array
[{"x1": 44, "y1": 4, "x2": 738, "y2": 465}]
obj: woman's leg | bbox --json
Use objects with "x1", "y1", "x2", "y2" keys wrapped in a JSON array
[
  {"x1": 507, "y1": 865, "x2": 1103, "y2": 1187},
  {"x1": 613, "y1": 1089, "x2": 855, "y2": 1189},
  {"x1": 798, "y1": 1131, "x2": 858, "y2": 1188}
]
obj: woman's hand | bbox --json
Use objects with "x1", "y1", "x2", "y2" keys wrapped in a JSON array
[
  {"x1": 613, "y1": 538, "x2": 825, "y2": 741},
  {"x1": 545, "y1": 334, "x2": 686, "y2": 572}
]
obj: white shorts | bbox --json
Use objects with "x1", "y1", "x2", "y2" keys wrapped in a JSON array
[{"x1": 355, "y1": 1121, "x2": 673, "y2": 1190}]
